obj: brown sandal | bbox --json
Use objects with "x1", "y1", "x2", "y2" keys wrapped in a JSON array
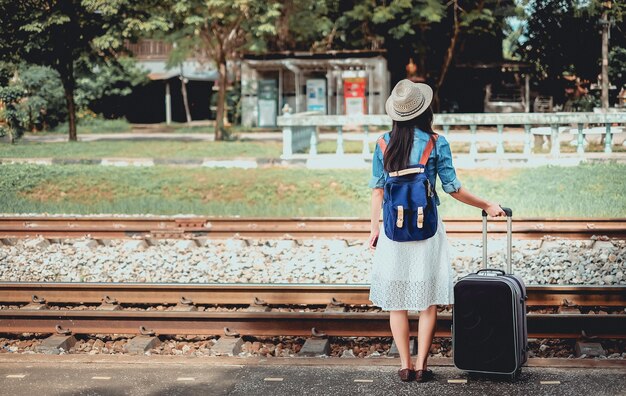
[
  {"x1": 415, "y1": 369, "x2": 434, "y2": 382},
  {"x1": 398, "y1": 368, "x2": 416, "y2": 382}
]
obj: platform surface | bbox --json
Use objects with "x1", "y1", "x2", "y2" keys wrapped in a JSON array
[{"x1": 0, "y1": 356, "x2": 624, "y2": 396}]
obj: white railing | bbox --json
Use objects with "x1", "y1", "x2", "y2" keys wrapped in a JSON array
[{"x1": 277, "y1": 112, "x2": 626, "y2": 161}]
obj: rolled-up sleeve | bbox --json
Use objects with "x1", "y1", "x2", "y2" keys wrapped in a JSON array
[
  {"x1": 368, "y1": 142, "x2": 385, "y2": 189},
  {"x1": 437, "y1": 137, "x2": 462, "y2": 193}
]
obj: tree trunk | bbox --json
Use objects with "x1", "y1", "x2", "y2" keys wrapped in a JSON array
[
  {"x1": 215, "y1": 58, "x2": 228, "y2": 141},
  {"x1": 434, "y1": 0, "x2": 460, "y2": 112},
  {"x1": 601, "y1": 9, "x2": 609, "y2": 110},
  {"x1": 180, "y1": 76, "x2": 192, "y2": 123},
  {"x1": 59, "y1": 61, "x2": 77, "y2": 141}
]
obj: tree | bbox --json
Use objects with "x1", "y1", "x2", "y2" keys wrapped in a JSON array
[
  {"x1": 520, "y1": 0, "x2": 626, "y2": 103},
  {"x1": 0, "y1": 85, "x2": 27, "y2": 143},
  {"x1": 166, "y1": 0, "x2": 280, "y2": 140},
  {"x1": 301, "y1": 0, "x2": 515, "y2": 110},
  {"x1": 0, "y1": 0, "x2": 168, "y2": 141}
]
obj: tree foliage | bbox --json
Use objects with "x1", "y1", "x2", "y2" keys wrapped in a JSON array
[
  {"x1": 0, "y1": 0, "x2": 168, "y2": 141},
  {"x1": 520, "y1": 0, "x2": 626, "y2": 99},
  {"x1": 263, "y1": 0, "x2": 517, "y2": 108},
  {"x1": 164, "y1": 0, "x2": 280, "y2": 140}
]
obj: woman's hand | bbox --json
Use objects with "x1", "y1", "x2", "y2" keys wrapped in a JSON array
[
  {"x1": 368, "y1": 227, "x2": 380, "y2": 252},
  {"x1": 484, "y1": 202, "x2": 506, "y2": 217}
]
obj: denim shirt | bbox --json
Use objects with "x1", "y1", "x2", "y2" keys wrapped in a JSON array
[{"x1": 368, "y1": 128, "x2": 462, "y2": 205}]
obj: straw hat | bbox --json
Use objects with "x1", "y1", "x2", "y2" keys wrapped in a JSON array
[{"x1": 385, "y1": 79, "x2": 433, "y2": 121}]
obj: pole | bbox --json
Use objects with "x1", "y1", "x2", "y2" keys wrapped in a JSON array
[
  {"x1": 165, "y1": 81, "x2": 171, "y2": 125},
  {"x1": 601, "y1": 5, "x2": 610, "y2": 111}
]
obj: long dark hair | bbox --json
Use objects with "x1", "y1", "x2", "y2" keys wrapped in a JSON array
[{"x1": 383, "y1": 107, "x2": 435, "y2": 172}]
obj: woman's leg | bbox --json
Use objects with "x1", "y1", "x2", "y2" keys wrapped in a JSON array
[
  {"x1": 389, "y1": 310, "x2": 412, "y2": 369},
  {"x1": 414, "y1": 304, "x2": 437, "y2": 370}
]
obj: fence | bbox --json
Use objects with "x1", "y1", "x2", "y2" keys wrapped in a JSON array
[{"x1": 277, "y1": 112, "x2": 626, "y2": 161}]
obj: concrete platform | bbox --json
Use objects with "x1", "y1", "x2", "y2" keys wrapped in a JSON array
[{"x1": 0, "y1": 355, "x2": 623, "y2": 396}]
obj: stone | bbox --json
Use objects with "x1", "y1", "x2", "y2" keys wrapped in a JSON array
[
  {"x1": 324, "y1": 303, "x2": 347, "y2": 312},
  {"x1": 575, "y1": 342, "x2": 606, "y2": 357},
  {"x1": 125, "y1": 336, "x2": 161, "y2": 354},
  {"x1": 388, "y1": 338, "x2": 418, "y2": 357},
  {"x1": 210, "y1": 337, "x2": 243, "y2": 356},
  {"x1": 25, "y1": 238, "x2": 50, "y2": 249},
  {"x1": 34, "y1": 335, "x2": 77, "y2": 354},
  {"x1": 93, "y1": 339, "x2": 105, "y2": 349},
  {"x1": 245, "y1": 303, "x2": 270, "y2": 312},
  {"x1": 96, "y1": 302, "x2": 122, "y2": 311},
  {"x1": 296, "y1": 338, "x2": 330, "y2": 357},
  {"x1": 172, "y1": 303, "x2": 198, "y2": 312},
  {"x1": 0, "y1": 238, "x2": 18, "y2": 246},
  {"x1": 74, "y1": 240, "x2": 99, "y2": 250},
  {"x1": 275, "y1": 240, "x2": 297, "y2": 251},
  {"x1": 540, "y1": 240, "x2": 560, "y2": 251},
  {"x1": 593, "y1": 241, "x2": 615, "y2": 251},
  {"x1": 225, "y1": 239, "x2": 248, "y2": 250},
  {"x1": 175, "y1": 240, "x2": 198, "y2": 251},
  {"x1": 341, "y1": 349, "x2": 356, "y2": 358},
  {"x1": 557, "y1": 306, "x2": 580, "y2": 314},
  {"x1": 122, "y1": 240, "x2": 149, "y2": 251}
]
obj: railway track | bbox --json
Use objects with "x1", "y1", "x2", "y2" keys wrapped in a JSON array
[
  {"x1": 0, "y1": 216, "x2": 625, "y2": 239},
  {"x1": 0, "y1": 283, "x2": 624, "y2": 339}
]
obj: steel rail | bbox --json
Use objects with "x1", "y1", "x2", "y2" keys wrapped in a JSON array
[
  {"x1": 1, "y1": 217, "x2": 625, "y2": 239},
  {"x1": 0, "y1": 310, "x2": 623, "y2": 339},
  {"x1": 1, "y1": 283, "x2": 624, "y2": 307}
]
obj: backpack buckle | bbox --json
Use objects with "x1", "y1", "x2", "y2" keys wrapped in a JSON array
[
  {"x1": 396, "y1": 206, "x2": 404, "y2": 228},
  {"x1": 417, "y1": 207, "x2": 424, "y2": 228}
]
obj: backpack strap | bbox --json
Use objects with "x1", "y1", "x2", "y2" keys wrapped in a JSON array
[
  {"x1": 377, "y1": 136, "x2": 388, "y2": 155},
  {"x1": 418, "y1": 134, "x2": 439, "y2": 165},
  {"x1": 378, "y1": 133, "x2": 438, "y2": 162}
]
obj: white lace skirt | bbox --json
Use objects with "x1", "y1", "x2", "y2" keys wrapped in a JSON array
[{"x1": 369, "y1": 215, "x2": 454, "y2": 311}]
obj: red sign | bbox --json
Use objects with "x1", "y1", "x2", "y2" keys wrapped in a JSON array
[{"x1": 344, "y1": 78, "x2": 367, "y2": 115}]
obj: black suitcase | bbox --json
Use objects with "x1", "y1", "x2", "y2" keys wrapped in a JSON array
[{"x1": 452, "y1": 207, "x2": 528, "y2": 380}]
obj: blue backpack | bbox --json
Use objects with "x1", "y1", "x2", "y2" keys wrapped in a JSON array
[{"x1": 377, "y1": 133, "x2": 439, "y2": 242}]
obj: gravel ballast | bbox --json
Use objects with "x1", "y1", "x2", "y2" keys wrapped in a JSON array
[
  {"x1": 1, "y1": 335, "x2": 624, "y2": 360},
  {"x1": 0, "y1": 237, "x2": 623, "y2": 285}
]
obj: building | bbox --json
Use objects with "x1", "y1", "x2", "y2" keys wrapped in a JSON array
[
  {"x1": 124, "y1": 40, "x2": 220, "y2": 124},
  {"x1": 241, "y1": 50, "x2": 389, "y2": 128}
]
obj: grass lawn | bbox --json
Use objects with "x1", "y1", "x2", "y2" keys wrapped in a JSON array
[
  {"x1": 0, "y1": 140, "x2": 284, "y2": 159},
  {"x1": 3, "y1": 138, "x2": 621, "y2": 160},
  {"x1": 1, "y1": 163, "x2": 624, "y2": 218},
  {"x1": 0, "y1": 140, "x2": 378, "y2": 159}
]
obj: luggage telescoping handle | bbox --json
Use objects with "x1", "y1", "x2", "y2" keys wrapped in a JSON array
[{"x1": 481, "y1": 206, "x2": 513, "y2": 274}]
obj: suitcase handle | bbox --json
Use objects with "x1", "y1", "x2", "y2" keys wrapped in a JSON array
[
  {"x1": 481, "y1": 207, "x2": 513, "y2": 217},
  {"x1": 481, "y1": 206, "x2": 513, "y2": 274},
  {"x1": 477, "y1": 269, "x2": 506, "y2": 276}
]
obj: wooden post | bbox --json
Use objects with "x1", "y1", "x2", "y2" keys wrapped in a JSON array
[
  {"x1": 550, "y1": 124, "x2": 560, "y2": 158},
  {"x1": 362, "y1": 125, "x2": 370, "y2": 156},
  {"x1": 577, "y1": 123, "x2": 585, "y2": 155},
  {"x1": 336, "y1": 126, "x2": 344, "y2": 155},
  {"x1": 469, "y1": 124, "x2": 477, "y2": 160},
  {"x1": 309, "y1": 126, "x2": 318, "y2": 156},
  {"x1": 604, "y1": 123, "x2": 612, "y2": 153},
  {"x1": 496, "y1": 124, "x2": 505, "y2": 156},
  {"x1": 523, "y1": 124, "x2": 532, "y2": 155}
]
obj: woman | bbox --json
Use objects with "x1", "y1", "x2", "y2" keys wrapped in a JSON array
[{"x1": 368, "y1": 79, "x2": 505, "y2": 382}]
